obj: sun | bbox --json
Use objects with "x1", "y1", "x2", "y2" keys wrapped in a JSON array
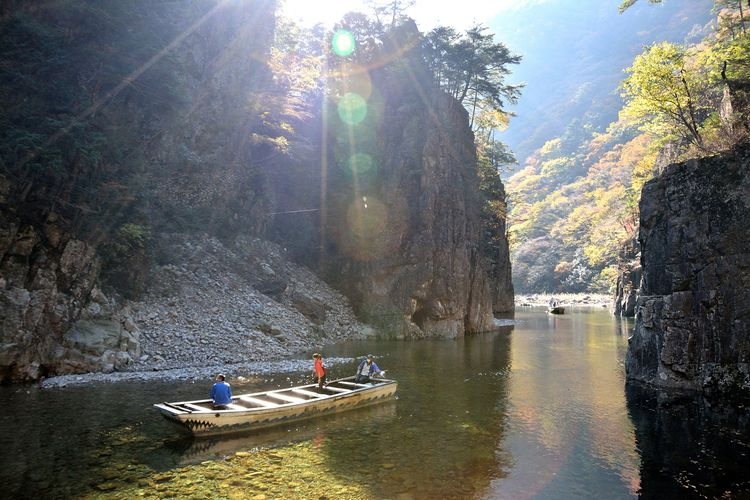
[{"x1": 280, "y1": 0, "x2": 369, "y2": 27}]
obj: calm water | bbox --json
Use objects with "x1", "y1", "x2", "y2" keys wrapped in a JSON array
[{"x1": 1, "y1": 307, "x2": 749, "y2": 498}]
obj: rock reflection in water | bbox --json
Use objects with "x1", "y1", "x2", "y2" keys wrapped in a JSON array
[
  {"x1": 322, "y1": 329, "x2": 514, "y2": 499},
  {"x1": 626, "y1": 382, "x2": 750, "y2": 497}
]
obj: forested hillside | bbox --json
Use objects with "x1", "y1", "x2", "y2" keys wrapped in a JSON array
[
  {"x1": 506, "y1": 0, "x2": 750, "y2": 294},
  {"x1": 495, "y1": 0, "x2": 713, "y2": 166}
]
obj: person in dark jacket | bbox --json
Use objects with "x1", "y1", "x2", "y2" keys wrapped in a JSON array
[{"x1": 354, "y1": 354, "x2": 384, "y2": 383}]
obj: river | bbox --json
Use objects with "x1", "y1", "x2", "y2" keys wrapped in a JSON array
[{"x1": 1, "y1": 307, "x2": 748, "y2": 498}]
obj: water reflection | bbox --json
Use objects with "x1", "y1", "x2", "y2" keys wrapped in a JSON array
[
  {"x1": 322, "y1": 326, "x2": 514, "y2": 498},
  {"x1": 488, "y1": 308, "x2": 640, "y2": 499},
  {"x1": 626, "y1": 382, "x2": 750, "y2": 498},
  {"x1": 161, "y1": 401, "x2": 398, "y2": 467},
  {"x1": 2, "y1": 309, "x2": 749, "y2": 498}
]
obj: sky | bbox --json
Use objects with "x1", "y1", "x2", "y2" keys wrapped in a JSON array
[
  {"x1": 279, "y1": 0, "x2": 545, "y2": 30},
  {"x1": 280, "y1": 0, "x2": 714, "y2": 165}
]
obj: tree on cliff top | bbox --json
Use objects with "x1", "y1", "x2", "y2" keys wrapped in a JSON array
[
  {"x1": 619, "y1": 42, "x2": 711, "y2": 150},
  {"x1": 423, "y1": 24, "x2": 522, "y2": 129}
]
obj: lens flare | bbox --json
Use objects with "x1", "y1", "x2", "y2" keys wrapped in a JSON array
[
  {"x1": 337, "y1": 92, "x2": 368, "y2": 124},
  {"x1": 331, "y1": 63, "x2": 373, "y2": 99},
  {"x1": 343, "y1": 197, "x2": 388, "y2": 261},
  {"x1": 347, "y1": 153, "x2": 374, "y2": 174},
  {"x1": 332, "y1": 30, "x2": 355, "y2": 57}
]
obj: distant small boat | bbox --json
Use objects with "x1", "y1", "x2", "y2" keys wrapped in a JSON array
[
  {"x1": 548, "y1": 306, "x2": 565, "y2": 314},
  {"x1": 154, "y1": 376, "x2": 397, "y2": 437}
]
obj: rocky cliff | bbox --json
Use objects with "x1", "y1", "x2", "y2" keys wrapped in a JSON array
[
  {"x1": 625, "y1": 146, "x2": 750, "y2": 397},
  {"x1": 0, "y1": 0, "x2": 285, "y2": 381},
  {"x1": 613, "y1": 239, "x2": 640, "y2": 317},
  {"x1": 0, "y1": 6, "x2": 515, "y2": 381},
  {"x1": 315, "y1": 22, "x2": 507, "y2": 338}
]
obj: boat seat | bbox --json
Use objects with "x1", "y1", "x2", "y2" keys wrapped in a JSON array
[
  {"x1": 267, "y1": 393, "x2": 306, "y2": 403},
  {"x1": 239, "y1": 396, "x2": 278, "y2": 407},
  {"x1": 324, "y1": 386, "x2": 351, "y2": 393},
  {"x1": 339, "y1": 381, "x2": 370, "y2": 388},
  {"x1": 224, "y1": 403, "x2": 247, "y2": 411},
  {"x1": 292, "y1": 388, "x2": 326, "y2": 399},
  {"x1": 182, "y1": 403, "x2": 212, "y2": 412}
]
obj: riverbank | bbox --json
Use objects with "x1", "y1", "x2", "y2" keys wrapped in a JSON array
[
  {"x1": 39, "y1": 235, "x2": 377, "y2": 388},
  {"x1": 38, "y1": 356, "x2": 356, "y2": 388},
  {"x1": 515, "y1": 293, "x2": 611, "y2": 308}
]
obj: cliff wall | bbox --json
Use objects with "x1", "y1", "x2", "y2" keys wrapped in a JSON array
[
  {"x1": 625, "y1": 146, "x2": 750, "y2": 397},
  {"x1": 317, "y1": 23, "x2": 506, "y2": 338},
  {"x1": 0, "y1": 7, "x2": 515, "y2": 381},
  {"x1": 0, "y1": 0, "x2": 278, "y2": 381}
]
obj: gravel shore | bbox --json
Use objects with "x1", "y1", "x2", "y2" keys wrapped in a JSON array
[
  {"x1": 514, "y1": 293, "x2": 612, "y2": 308},
  {"x1": 41, "y1": 235, "x2": 375, "y2": 388}
]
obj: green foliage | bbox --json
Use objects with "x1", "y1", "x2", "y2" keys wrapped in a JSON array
[
  {"x1": 699, "y1": 30, "x2": 750, "y2": 82},
  {"x1": 0, "y1": 0, "x2": 192, "y2": 234},
  {"x1": 620, "y1": 42, "x2": 711, "y2": 150},
  {"x1": 619, "y1": 0, "x2": 664, "y2": 14},
  {"x1": 423, "y1": 24, "x2": 522, "y2": 128},
  {"x1": 509, "y1": 0, "x2": 750, "y2": 293},
  {"x1": 109, "y1": 223, "x2": 150, "y2": 255},
  {"x1": 592, "y1": 266, "x2": 619, "y2": 294},
  {"x1": 367, "y1": 0, "x2": 415, "y2": 28},
  {"x1": 538, "y1": 138, "x2": 562, "y2": 158}
]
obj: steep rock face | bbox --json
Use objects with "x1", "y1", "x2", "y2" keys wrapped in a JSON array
[
  {"x1": 0, "y1": 221, "x2": 140, "y2": 380},
  {"x1": 490, "y1": 183, "x2": 515, "y2": 314},
  {"x1": 626, "y1": 147, "x2": 750, "y2": 396},
  {"x1": 613, "y1": 264, "x2": 641, "y2": 317},
  {"x1": 0, "y1": 0, "x2": 277, "y2": 381},
  {"x1": 613, "y1": 240, "x2": 641, "y2": 317},
  {"x1": 492, "y1": 252, "x2": 514, "y2": 314},
  {"x1": 321, "y1": 23, "x2": 502, "y2": 338}
]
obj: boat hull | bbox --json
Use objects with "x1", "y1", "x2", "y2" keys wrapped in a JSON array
[{"x1": 154, "y1": 377, "x2": 397, "y2": 437}]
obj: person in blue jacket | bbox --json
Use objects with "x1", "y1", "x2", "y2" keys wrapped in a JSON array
[
  {"x1": 210, "y1": 374, "x2": 232, "y2": 409},
  {"x1": 354, "y1": 354, "x2": 384, "y2": 383}
]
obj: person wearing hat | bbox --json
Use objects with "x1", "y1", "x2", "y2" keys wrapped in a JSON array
[
  {"x1": 210, "y1": 374, "x2": 232, "y2": 409},
  {"x1": 354, "y1": 354, "x2": 384, "y2": 383}
]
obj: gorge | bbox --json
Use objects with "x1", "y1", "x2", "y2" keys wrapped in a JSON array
[{"x1": 0, "y1": 0, "x2": 513, "y2": 382}]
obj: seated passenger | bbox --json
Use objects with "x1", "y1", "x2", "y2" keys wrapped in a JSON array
[
  {"x1": 354, "y1": 354, "x2": 384, "y2": 384},
  {"x1": 210, "y1": 374, "x2": 232, "y2": 409}
]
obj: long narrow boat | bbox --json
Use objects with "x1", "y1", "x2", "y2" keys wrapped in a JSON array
[
  {"x1": 154, "y1": 376, "x2": 397, "y2": 437},
  {"x1": 548, "y1": 306, "x2": 565, "y2": 314}
]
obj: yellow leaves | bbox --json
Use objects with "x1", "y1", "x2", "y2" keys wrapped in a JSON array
[
  {"x1": 554, "y1": 261, "x2": 573, "y2": 274},
  {"x1": 631, "y1": 147, "x2": 658, "y2": 194},
  {"x1": 539, "y1": 138, "x2": 562, "y2": 158},
  {"x1": 474, "y1": 107, "x2": 510, "y2": 133},
  {"x1": 540, "y1": 156, "x2": 574, "y2": 177},
  {"x1": 509, "y1": 173, "x2": 543, "y2": 201},
  {"x1": 485, "y1": 199, "x2": 507, "y2": 220},
  {"x1": 593, "y1": 266, "x2": 620, "y2": 294}
]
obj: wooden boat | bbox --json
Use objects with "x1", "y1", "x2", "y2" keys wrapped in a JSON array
[
  {"x1": 548, "y1": 306, "x2": 565, "y2": 314},
  {"x1": 154, "y1": 376, "x2": 398, "y2": 437}
]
